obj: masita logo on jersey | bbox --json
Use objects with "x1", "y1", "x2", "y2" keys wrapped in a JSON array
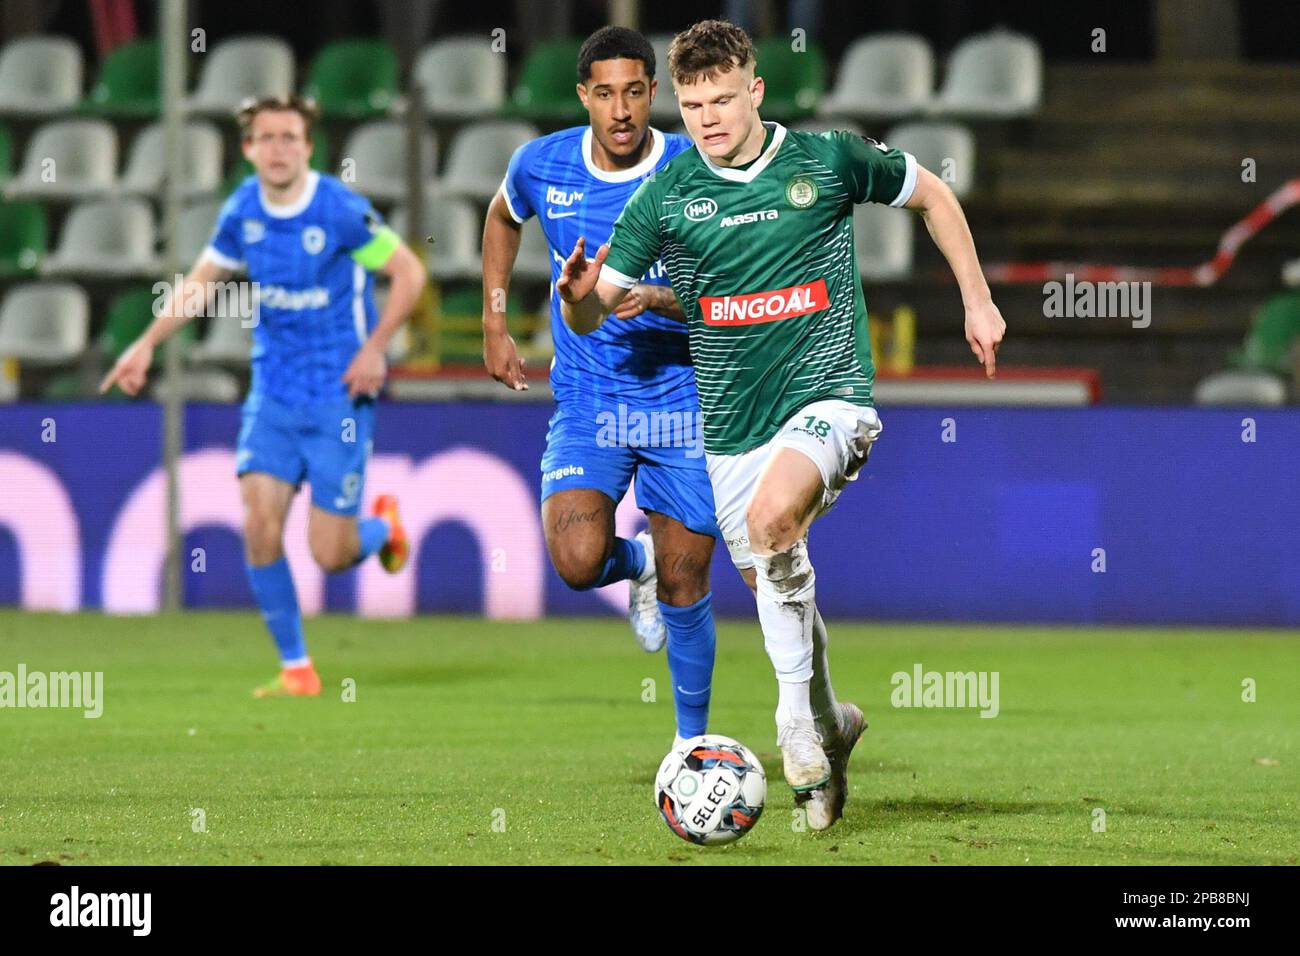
[
  {"x1": 719, "y1": 209, "x2": 779, "y2": 228},
  {"x1": 700, "y1": 279, "x2": 829, "y2": 327}
]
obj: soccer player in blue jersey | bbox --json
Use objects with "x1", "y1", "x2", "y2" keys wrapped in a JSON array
[
  {"x1": 101, "y1": 96, "x2": 427, "y2": 697},
  {"x1": 482, "y1": 27, "x2": 718, "y2": 746}
]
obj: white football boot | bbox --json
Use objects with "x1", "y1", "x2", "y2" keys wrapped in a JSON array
[
  {"x1": 804, "y1": 702, "x2": 867, "y2": 831},
  {"x1": 628, "y1": 530, "x2": 667, "y2": 652},
  {"x1": 777, "y1": 716, "x2": 832, "y2": 796}
]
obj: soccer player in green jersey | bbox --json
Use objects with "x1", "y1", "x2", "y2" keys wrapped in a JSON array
[{"x1": 557, "y1": 20, "x2": 1006, "y2": 831}]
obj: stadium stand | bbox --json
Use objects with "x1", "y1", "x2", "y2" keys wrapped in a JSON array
[
  {"x1": 41, "y1": 198, "x2": 159, "y2": 278},
  {"x1": 0, "y1": 35, "x2": 83, "y2": 117},
  {"x1": 82, "y1": 37, "x2": 161, "y2": 118},
  {"x1": 5, "y1": 119, "x2": 118, "y2": 201},
  {"x1": 302, "y1": 38, "x2": 399, "y2": 120},
  {"x1": 819, "y1": 34, "x2": 934, "y2": 120},
  {"x1": 414, "y1": 37, "x2": 506, "y2": 121},
  {"x1": 185, "y1": 35, "x2": 294, "y2": 116}
]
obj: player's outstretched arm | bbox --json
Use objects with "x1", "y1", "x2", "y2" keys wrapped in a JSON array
[
  {"x1": 556, "y1": 237, "x2": 629, "y2": 335},
  {"x1": 481, "y1": 192, "x2": 528, "y2": 390},
  {"x1": 343, "y1": 241, "x2": 427, "y2": 399},
  {"x1": 98, "y1": 257, "x2": 233, "y2": 396},
  {"x1": 905, "y1": 166, "x2": 1006, "y2": 378}
]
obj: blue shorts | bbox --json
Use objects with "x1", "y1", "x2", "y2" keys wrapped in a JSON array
[
  {"x1": 540, "y1": 401, "x2": 720, "y2": 538},
  {"x1": 236, "y1": 393, "x2": 376, "y2": 516}
]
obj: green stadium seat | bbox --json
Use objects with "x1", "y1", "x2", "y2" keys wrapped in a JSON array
[
  {"x1": 0, "y1": 124, "x2": 11, "y2": 185},
  {"x1": 507, "y1": 38, "x2": 587, "y2": 123},
  {"x1": 753, "y1": 37, "x2": 826, "y2": 120},
  {"x1": 98, "y1": 286, "x2": 196, "y2": 366},
  {"x1": 1231, "y1": 291, "x2": 1300, "y2": 375},
  {"x1": 0, "y1": 201, "x2": 45, "y2": 277},
  {"x1": 438, "y1": 285, "x2": 528, "y2": 364},
  {"x1": 83, "y1": 38, "x2": 161, "y2": 118},
  {"x1": 302, "y1": 39, "x2": 398, "y2": 120}
]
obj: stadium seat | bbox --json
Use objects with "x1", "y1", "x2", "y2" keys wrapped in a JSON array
[
  {"x1": 512, "y1": 219, "x2": 555, "y2": 283},
  {"x1": 98, "y1": 286, "x2": 197, "y2": 363},
  {"x1": 0, "y1": 124, "x2": 11, "y2": 184},
  {"x1": 189, "y1": 314, "x2": 253, "y2": 366},
  {"x1": 83, "y1": 37, "x2": 160, "y2": 117},
  {"x1": 174, "y1": 199, "x2": 224, "y2": 267},
  {"x1": 41, "y1": 198, "x2": 160, "y2": 278},
  {"x1": 151, "y1": 366, "x2": 242, "y2": 403},
  {"x1": 119, "y1": 121, "x2": 224, "y2": 198},
  {"x1": 0, "y1": 36, "x2": 83, "y2": 117},
  {"x1": 0, "y1": 282, "x2": 89, "y2": 364},
  {"x1": 791, "y1": 118, "x2": 866, "y2": 137},
  {"x1": 753, "y1": 37, "x2": 825, "y2": 121},
  {"x1": 186, "y1": 36, "x2": 294, "y2": 116},
  {"x1": 434, "y1": 121, "x2": 538, "y2": 201},
  {"x1": 0, "y1": 201, "x2": 47, "y2": 277},
  {"x1": 414, "y1": 37, "x2": 506, "y2": 120},
  {"x1": 388, "y1": 198, "x2": 480, "y2": 281},
  {"x1": 340, "y1": 120, "x2": 437, "y2": 203},
  {"x1": 507, "y1": 38, "x2": 587, "y2": 123},
  {"x1": 437, "y1": 285, "x2": 527, "y2": 364},
  {"x1": 819, "y1": 34, "x2": 934, "y2": 120},
  {"x1": 1232, "y1": 290, "x2": 1300, "y2": 374},
  {"x1": 853, "y1": 203, "x2": 913, "y2": 281},
  {"x1": 5, "y1": 119, "x2": 117, "y2": 201},
  {"x1": 883, "y1": 122, "x2": 976, "y2": 198},
  {"x1": 302, "y1": 39, "x2": 398, "y2": 119},
  {"x1": 1194, "y1": 370, "x2": 1287, "y2": 407},
  {"x1": 931, "y1": 29, "x2": 1042, "y2": 118},
  {"x1": 646, "y1": 34, "x2": 678, "y2": 124}
]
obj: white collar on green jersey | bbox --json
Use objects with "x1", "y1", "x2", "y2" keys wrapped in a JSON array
[
  {"x1": 697, "y1": 121, "x2": 787, "y2": 183},
  {"x1": 258, "y1": 170, "x2": 320, "y2": 219},
  {"x1": 581, "y1": 126, "x2": 666, "y2": 183}
]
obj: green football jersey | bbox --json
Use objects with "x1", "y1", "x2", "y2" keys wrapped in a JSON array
[{"x1": 601, "y1": 122, "x2": 916, "y2": 455}]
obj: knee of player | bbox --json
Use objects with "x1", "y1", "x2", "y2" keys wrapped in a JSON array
[
  {"x1": 745, "y1": 503, "x2": 799, "y2": 554},
  {"x1": 657, "y1": 564, "x2": 710, "y2": 606},
  {"x1": 549, "y1": 545, "x2": 607, "y2": 591},
  {"x1": 310, "y1": 541, "x2": 355, "y2": 574},
  {"x1": 243, "y1": 520, "x2": 285, "y2": 559}
]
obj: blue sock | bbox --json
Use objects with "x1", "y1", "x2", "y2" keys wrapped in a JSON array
[
  {"x1": 357, "y1": 516, "x2": 390, "y2": 564},
  {"x1": 577, "y1": 535, "x2": 645, "y2": 590},
  {"x1": 246, "y1": 557, "x2": 307, "y2": 666},
  {"x1": 661, "y1": 592, "x2": 716, "y2": 738}
]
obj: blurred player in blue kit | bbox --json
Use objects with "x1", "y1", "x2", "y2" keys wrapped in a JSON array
[{"x1": 102, "y1": 95, "x2": 428, "y2": 696}]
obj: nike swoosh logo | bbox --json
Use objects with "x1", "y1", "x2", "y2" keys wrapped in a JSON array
[
  {"x1": 676, "y1": 686, "x2": 711, "y2": 697},
  {"x1": 546, "y1": 209, "x2": 577, "y2": 219}
]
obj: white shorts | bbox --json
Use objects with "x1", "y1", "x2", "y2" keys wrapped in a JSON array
[{"x1": 705, "y1": 399, "x2": 883, "y2": 569}]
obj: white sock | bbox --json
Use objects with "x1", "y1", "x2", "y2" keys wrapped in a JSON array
[
  {"x1": 752, "y1": 539, "x2": 817, "y2": 728},
  {"x1": 811, "y1": 609, "x2": 839, "y2": 738}
]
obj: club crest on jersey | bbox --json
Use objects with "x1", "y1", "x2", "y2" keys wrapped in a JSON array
[
  {"x1": 302, "y1": 226, "x2": 326, "y2": 255},
  {"x1": 785, "y1": 176, "x2": 818, "y2": 209},
  {"x1": 684, "y1": 197, "x2": 718, "y2": 222},
  {"x1": 700, "y1": 279, "x2": 829, "y2": 327}
]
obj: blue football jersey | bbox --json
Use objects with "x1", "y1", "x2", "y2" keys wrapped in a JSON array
[
  {"x1": 205, "y1": 171, "x2": 390, "y2": 405},
  {"x1": 500, "y1": 126, "x2": 697, "y2": 412}
]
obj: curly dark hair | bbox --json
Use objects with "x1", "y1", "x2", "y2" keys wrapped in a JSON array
[{"x1": 667, "y1": 19, "x2": 756, "y2": 86}]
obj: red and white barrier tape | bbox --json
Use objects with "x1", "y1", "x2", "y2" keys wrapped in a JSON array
[{"x1": 984, "y1": 178, "x2": 1300, "y2": 287}]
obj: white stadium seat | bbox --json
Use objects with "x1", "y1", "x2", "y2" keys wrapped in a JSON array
[
  {"x1": 0, "y1": 282, "x2": 90, "y2": 364},
  {"x1": 819, "y1": 33, "x2": 934, "y2": 120},
  {"x1": 41, "y1": 199, "x2": 160, "y2": 278},
  {"x1": 388, "y1": 198, "x2": 481, "y2": 281},
  {"x1": 884, "y1": 122, "x2": 976, "y2": 198},
  {"x1": 931, "y1": 29, "x2": 1042, "y2": 118},
  {"x1": 1194, "y1": 370, "x2": 1288, "y2": 407},
  {"x1": 435, "y1": 121, "x2": 540, "y2": 201},
  {"x1": 415, "y1": 37, "x2": 506, "y2": 120},
  {"x1": 174, "y1": 199, "x2": 225, "y2": 268},
  {"x1": 854, "y1": 203, "x2": 914, "y2": 282},
  {"x1": 119, "y1": 121, "x2": 225, "y2": 198},
  {"x1": 0, "y1": 36, "x2": 83, "y2": 117},
  {"x1": 340, "y1": 120, "x2": 437, "y2": 204},
  {"x1": 5, "y1": 119, "x2": 117, "y2": 201},
  {"x1": 186, "y1": 36, "x2": 294, "y2": 116}
]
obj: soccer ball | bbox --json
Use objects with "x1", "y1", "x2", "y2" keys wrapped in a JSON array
[{"x1": 655, "y1": 734, "x2": 766, "y2": 845}]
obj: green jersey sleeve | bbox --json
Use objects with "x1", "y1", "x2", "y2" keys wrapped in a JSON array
[
  {"x1": 599, "y1": 177, "x2": 663, "y2": 289},
  {"x1": 821, "y1": 130, "x2": 917, "y2": 207}
]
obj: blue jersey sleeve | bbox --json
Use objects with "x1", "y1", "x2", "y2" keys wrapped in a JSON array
[
  {"x1": 204, "y1": 193, "x2": 245, "y2": 271},
  {"x1": 335, "y1": 188, "x2": 384, "y2": 253},
  {"x1": 499, "y1": 142, "x2": 536, "y2": 224}
]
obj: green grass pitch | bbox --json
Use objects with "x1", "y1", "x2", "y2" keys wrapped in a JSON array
[{"x1": 0, "y1": 610, "x2": 1296, "y2": 865}]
